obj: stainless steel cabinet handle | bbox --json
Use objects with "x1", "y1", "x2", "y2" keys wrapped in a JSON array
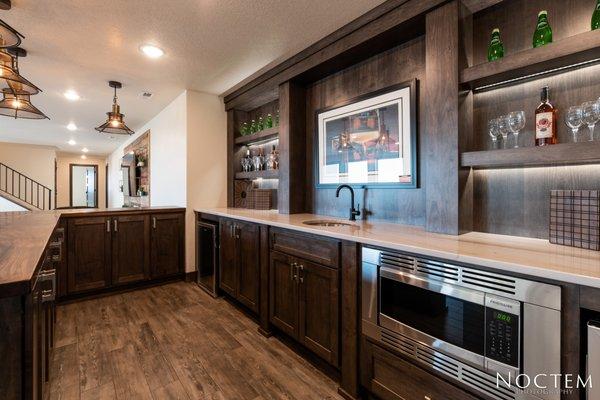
[
  {"x1": 298, "y1": 264, "x2": 304, "y2": 283},
  {"x1": 114, "y1": 219, "x2": 118, "y2": 232},
  {"x1": 106, "y1": 219, "x2": 110, "y2": 232},
  {"x1": 39, "y1": 269, "x2": 56, "y2": 302},
  {"x1": 152, "y1": 217, "x2": 157, "y2": 229},
  {"x1": 291, "y1": 262, "x2": 297, "y2": 281},
  {"x1": 235, "y1": 225, "x2": 241, "y2": 239}
]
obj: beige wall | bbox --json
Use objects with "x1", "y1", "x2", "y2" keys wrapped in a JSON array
[
  {"x1": 185, "y1": 90, "x2": 227, "y2": 271},
  {"x1": 56, "y1": 152, "x2": 107, "y2": 208}
]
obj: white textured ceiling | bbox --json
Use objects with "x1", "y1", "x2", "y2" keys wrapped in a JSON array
[{"x1": 0, "y1": 0, "x2": 385, "y2": 155}]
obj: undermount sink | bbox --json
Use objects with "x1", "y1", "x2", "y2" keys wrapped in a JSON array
[{"x1": 303, "y1": 219, "x2": 356, "y2": 227}]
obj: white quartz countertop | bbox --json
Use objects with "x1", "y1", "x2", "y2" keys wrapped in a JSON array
[{"x1": 197, "y1": 207, "x2": 600, "y2": 289}]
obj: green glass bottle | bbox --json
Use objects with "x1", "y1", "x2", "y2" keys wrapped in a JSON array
[
  {"x1": 265, "y1": 113, "x2": 274, "y2": 129},
  {"x1": 487, "y1": 28, "x2": 504, "y2": 61},
  {"x1": 257, "y1": 116, "x2": 264, "y2": 131},
  {"x1": 593, "y1": 0, "x2": 600, "y2": 30},
  {"x1": 533, "y1": 10, "x2": 552, "y2": 48},
  {"x1": 250, "y1": 119, "x2": 257, "y2": 134}
]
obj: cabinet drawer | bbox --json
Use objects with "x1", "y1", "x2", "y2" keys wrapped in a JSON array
[
  {"x1": 270, "y1": 228, "x2": 339, "y2": 268},
  {"x1": 361, "y1": 340, "x2": 479, "y2": 400}
]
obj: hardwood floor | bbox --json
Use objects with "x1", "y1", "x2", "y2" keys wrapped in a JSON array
[{"x1": 49, "y1": 281, "x2": 342, "y2": 400}]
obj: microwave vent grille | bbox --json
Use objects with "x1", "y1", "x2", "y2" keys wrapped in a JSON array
[
  {"x1": 378, "y1": 329, "x2": 517, "y2": 400},
  {"x1": 380, "y1": 252, "x2": 414, "y2": 272},
  {"x1": 461, "y1": 268, "x2": 517, "y2": 295},
  {"x1": 415, "y1": 259, "x2": 460, "y2": 281}
]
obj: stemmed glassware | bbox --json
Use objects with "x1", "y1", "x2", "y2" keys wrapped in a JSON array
[
  {"x1": 507, "y1": 111, "x2": 525, "y2": 148},
  {"x1": 497, "y1": 115, "x2": 511, "y2": 149},
  {"x1": 582, "y1": 101, "x2": 600, "y2": 141},
  {"x1": 488, "y1": 118, "x2": 500, "y2": 147},
  {"x1": 565, "y1": 106, "x2": 583, "y2": 142}
]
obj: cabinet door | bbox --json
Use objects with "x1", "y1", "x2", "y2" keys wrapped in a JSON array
[
  {"x1": 219, "y1": 219, "x2": 238, "y2": 297},
  {"x1": 67, "y1": 217, "x2": 111, "y2": 293},
  {"x1": 150, "y1": 213, "x2": 184, "y2": 279},
  {"x1": 298, "y1": 259, "x2": 339, "y2": 366},
  {"x1": 112, "y1": 214, "x2": 150, "y2": 285},
  {"x1": 237, "y1": 221, "x2": 260, "y2": 313},
  {"x1": 269, "y1": 251, "x2": 298, "y2": 338}
]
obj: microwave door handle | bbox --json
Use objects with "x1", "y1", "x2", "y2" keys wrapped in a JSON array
[{"x1": 379, "y1": 266, "x2": 485, "y2": 306}]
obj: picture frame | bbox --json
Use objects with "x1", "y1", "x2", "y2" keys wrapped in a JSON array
[{"x1": 314, "y1": 79, "x2": 418, "y2": 189}]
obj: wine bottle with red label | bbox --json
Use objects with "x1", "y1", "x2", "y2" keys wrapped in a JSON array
[{"x1": 535, "y1": 86, "x2": 557, "y2": 146}]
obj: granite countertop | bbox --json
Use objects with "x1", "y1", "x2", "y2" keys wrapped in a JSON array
[
  {"x1": 197, "y1": 207, "x2": 600, "y2": 288},
  {"x1": 0, "y1": 207, "x2": 185, "y2": 298}
]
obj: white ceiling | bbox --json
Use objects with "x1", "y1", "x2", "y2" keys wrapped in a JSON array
[{"x1": 0, "y1": 0, "x2": 386, "y2": 155}]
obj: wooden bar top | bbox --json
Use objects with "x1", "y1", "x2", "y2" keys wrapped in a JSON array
[
  {"x1": 0, "y1": 207, "x2": 185, "y2": 298},
  {"x1": 198, "y1": 208, "x2": 600, "y2": 288}
]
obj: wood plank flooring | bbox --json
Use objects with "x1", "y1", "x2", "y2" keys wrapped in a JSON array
[{"x1": 49, "y1": 281, "x2": 342, "y2": 400}]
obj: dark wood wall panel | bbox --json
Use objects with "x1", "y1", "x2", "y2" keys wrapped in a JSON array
[
  {"x1": 474, "y1": 164, "x2": 600, "y2": 238},
  {"x1": 472, "y1": 0, "x2": 596, "y2": 66},
  {"x1": 305, "y1": 36, "x2": 427, "y2": 225}
]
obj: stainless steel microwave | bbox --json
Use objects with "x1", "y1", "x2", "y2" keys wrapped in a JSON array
[{"x1": 361, "y1": 247, "x2": 562, "y2": 400}]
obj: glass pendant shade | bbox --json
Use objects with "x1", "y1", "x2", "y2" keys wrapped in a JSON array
[
  {"x1": 95, "y1": 81, "x2": 134, "y2": 135},
  {"x1": 0, "y1": 49, "x2": 41, "y2": 95},
  {"x1": 0, "y1": 89, "x2": 48, "y2": 119},
  {"x1": 0, "y1": 19, "x2": 24, "y2": 49}
]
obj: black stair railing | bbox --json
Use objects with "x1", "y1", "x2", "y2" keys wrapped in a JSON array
[{"x1": 0, "y1": 162, "x2": 52, "y2": 210}]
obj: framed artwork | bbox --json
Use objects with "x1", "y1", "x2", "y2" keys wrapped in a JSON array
[{"x1": 315, "y1": 79, "x2": 418, "y2": 188}]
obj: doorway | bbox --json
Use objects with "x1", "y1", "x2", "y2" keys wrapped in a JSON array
[{"x1": 70, "y1": 164, "x2": 98, "y2": 208}]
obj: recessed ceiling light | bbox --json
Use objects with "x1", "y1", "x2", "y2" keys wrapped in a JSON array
[
  {"x1": 64, "y1": 90, "x2": 80, "y2": 101},
  {"x1": 82, "y1": 147, "x2": 89, "y2": 153},
  {"x1": 140, "y1": 44, "x2": 164, "y2": 59},
  {"x1": 67, "y1": 139, "x2": 76, "y2": 146},
  {"x1": 80, "y1": 155, "x2": 87, "y2": 160},
  {"x1": 67, "y1": 122, "x2": 77, "y2": 131}
]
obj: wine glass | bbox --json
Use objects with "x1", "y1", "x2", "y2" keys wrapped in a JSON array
[
  {"x1": 582, "y1": 101, "x2": 600, "y2": 141},
  {"x1": 241, "y1": 157, "x2": 250, "y2": 172},
  {"x1": 497, "y1": 115, "x2": 511, "y2": 149},
  {"x1": 507, "y1": 111, "x2": 526, "y2": 148},
  {"x1": 565, "y1": 106, "x2": 583, "y2": 142},
  {"x1": 488, "y1": 118, "x2": 500, "y2": 148}
]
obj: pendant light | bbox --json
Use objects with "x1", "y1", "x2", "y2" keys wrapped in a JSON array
[
  {"x1": 95, "y1": 81, "x2": 134, "y2": 135},
  {"x1": 1, "y1": 47, "x2": 41, "y2": 95},
  {"x1": 0, "y1": 89, "x2": 48, "y2": 119},
  {"x1": 0, "y1": 1, "x2": 24, "y2": 48}
]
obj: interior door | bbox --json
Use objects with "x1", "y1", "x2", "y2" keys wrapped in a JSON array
[
  {"x1": 236, "y1": 221, "x2": 260, "y2": 313},
  {"x1": 112, "y1": 214, "x2": 150, "y2": 285},
  {"x1": 150, "y1": 213, "x2": 184, "y2": 278},
  {"x1": 219, "y1": 219, "x2": 238, "y2": 297},
  {"x1": 298, "y1": 259, "x2": 339, "y2": 365},
  {"x1": 67, "y1": 217, "x2": 111, "y2": 293},
  {"x1": 269, "y1": 251, "x2": 299, "y2": 338}
]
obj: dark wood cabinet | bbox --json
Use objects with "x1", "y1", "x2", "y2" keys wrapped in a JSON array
[
  {"x1": 67, "y1": 216, "x2": 112, "y2": 294},
  {"x1": 112, "y1": 214, "x2": 150, "y2": 285},
  {"x1": 269, "y1": 250, "x2": 339, "y2": 366},
  {"x1": 269, "y1": 251, "x2": 299, "y2": 338},
  {"x1": 298, "y1": 259, "x2": 339, "y2": 365},
  {"x1": 150, "y1": 213, "x2": 184, "y2": 279},
  {"x1": 218, "y1": 219, "x2": 260, "y2": 313}
]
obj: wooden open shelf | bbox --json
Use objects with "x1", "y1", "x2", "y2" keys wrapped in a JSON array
[
  {"x1": 235, "y1": 170, "x2": 279, "y2": 180},
  {"x1": 460, "y1": 29, "x2": 600, "y2": 90},
  {"x1": 461, "y1": 141, "x2": 600, "y2": 168},
  {"x1": 234, "y1": 127, "x2": 279, "y2": 146}
]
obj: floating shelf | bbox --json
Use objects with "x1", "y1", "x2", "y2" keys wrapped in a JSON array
[
  {"x1": 460, "y1": 29, "x2": 600, "y2": 90},
  {"x1": 461, "y1": 141, "x2": 600, "y2": 168},
  {"x1": 234, "y1": 127, "x2": 279, "y2": 146},
  {"x1": 235, "y1": 170, "x2": 279, "y2": 180}
]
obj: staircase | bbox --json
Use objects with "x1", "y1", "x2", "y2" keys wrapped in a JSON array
[{"x1": 0, "y1": 162, "x2": 52, "y2": 210}]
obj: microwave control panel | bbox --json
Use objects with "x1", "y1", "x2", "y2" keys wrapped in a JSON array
[{"x1": 485, "y1": 308, "x2": 519, "y2": 368}]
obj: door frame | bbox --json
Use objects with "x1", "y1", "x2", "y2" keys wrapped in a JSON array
[{"x1": 69, "y1": 163, "x2": 99, "y2": 208}]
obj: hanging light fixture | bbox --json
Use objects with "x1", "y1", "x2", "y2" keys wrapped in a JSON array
[
  {"x1": 0, "y1": 89, "x2": 48, "y2": 119},
  {"x1": 1, "y1": 47, "x2": 41, "y2": 95},
  {"x1": 0, "y1": 1, "x2": 25, "y2": 48},
  {"x1": 95, "y1": 81, "x2": 134, "y2": 135}
]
